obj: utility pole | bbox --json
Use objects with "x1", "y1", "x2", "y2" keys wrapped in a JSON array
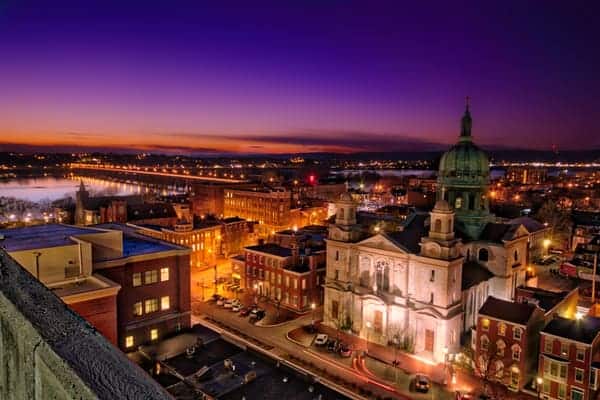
[
  {"x1": 33, "y1": 252, "x2": 42, "y2": 280},
  {"x1": 592, "y1": 251, "x2": 598, "y2": 305}
]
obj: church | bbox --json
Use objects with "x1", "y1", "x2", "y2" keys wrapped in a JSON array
[{"x1": 323, "y1": 103, "x2": 531, "y2": 363}]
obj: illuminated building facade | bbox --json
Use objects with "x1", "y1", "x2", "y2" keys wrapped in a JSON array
[{"x1": 224, "y1": 186, "x2": 292, "y2": 237}]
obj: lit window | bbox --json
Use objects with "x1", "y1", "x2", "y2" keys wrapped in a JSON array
[
  {"x1": 481, "y1": 318, "x2": 490, "y2": 332},
  {"x1": 512, "y1": 344, "x2": 521, "y2": 361},
  {"x1": 145, "y1": 298, "x2": 159, "y2": 313},
  {"x1": 125, "y1": 336, "x2": 134, "y2": 348},
  {"x1": 145, "y1": 270, "x2": 158, "y2": 284},
  {"x1": 161, "y1": 296, "x2": 170, "y2": 310},
  {"x1": 150, "y1": 328, "x2": 158, "y2": 341},
  {"x1": 498, "y1": 322, "x2": 506, "y2": 336},
  {"x1": 560, "y1": 342, "x2": 569, "y2": 357},
  {"x1": 160, "y1": 267, "x2": 169, "y2": 282},
  {"x1": 132, "y1": 272, "x2": 142, "y2": 287},
  {"x1": 544, "y1": 338, "x2": 553, "y2": 354},
  {"x1": 133, "y1": 302, "x2": 143, "y2": 316}
]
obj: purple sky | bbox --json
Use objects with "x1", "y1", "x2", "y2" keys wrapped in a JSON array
[{"x1": 0, "y1": 1, "x2": 598, "y2": 154}]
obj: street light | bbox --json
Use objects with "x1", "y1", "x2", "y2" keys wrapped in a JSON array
[
  {"x1": 536, "y1": 376, "x2": 543, "y2": 400},
  {"x1": 311, "y1": 302, "x2": 316, "y2": 329}
]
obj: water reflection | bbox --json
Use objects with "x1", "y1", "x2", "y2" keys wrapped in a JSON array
[{"x1": 0, "y1": 175, "x2": 183, "y2": 203}]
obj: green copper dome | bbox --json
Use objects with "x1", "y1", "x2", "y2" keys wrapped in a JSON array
[
  {"x1": 437, "y1": 101, "x2": 493, "y2": 240},
  {"x1": 438, "y1": 105, "x2": 489, "y2": 185}
]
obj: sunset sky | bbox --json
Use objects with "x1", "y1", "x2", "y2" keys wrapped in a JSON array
[{"x1": 0, "y1": 1, "x2": 598, "y2": 154}]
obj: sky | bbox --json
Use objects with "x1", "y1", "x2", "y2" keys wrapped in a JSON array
[{"x1": 0, "y1": 0, "x2": 598, "y2": 154}]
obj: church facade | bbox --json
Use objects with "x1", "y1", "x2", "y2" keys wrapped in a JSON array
[{"x1": 323, "y1": 103, "x2": 531, "y2": 363}]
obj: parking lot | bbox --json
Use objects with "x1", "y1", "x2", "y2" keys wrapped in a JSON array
[{"x1": 131, "y1": 324, "x2": 350, "y2": 399}]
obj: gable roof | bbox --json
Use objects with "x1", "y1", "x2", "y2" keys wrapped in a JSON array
[
  {"x1": 386, "y1": 213, "x2": 429, "y2": 254},
  {"x1": 478, "y1": 296, "x2": 538, "y2": 325},
  {"x1": 509, "y1": 216, "x2": 546, "y2": 233},
  {"x1": 462, "y1": 261, "x2": 494, "y2": 290},
  {"x1": 542, "y1": 316, "x2": 600, "y2": 344},
  {"x1": 479, "y1": 223, "x2": 527, "y2": 243}
]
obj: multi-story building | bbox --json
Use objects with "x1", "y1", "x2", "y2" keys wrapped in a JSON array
[
  {"x1": 75, "y1": 181, "x2": 144, "y2": 226},
  {"x1": 242, "y1": 234, "x2": 326, "y2": 312},
  {"x1": 93, "y1": 223, "x2": 191, "y2": 351},
  {"x1": 474, "y1": 297, "x2": 545, "y2": 391},
  {"x1": 224, "y1": 186, "x2": 292, "y2": 237},
  {"x1": 539, "y1": 316, "x2": 600, "y2": 400},
  {"x1": 506, "y1": 167, "x2": 548, "y2": 185},
  {"x1": 131, "y1": 215, "x2": 256, "y2": 268},
  {"x1": 131, "y1": 218, "x2": 222, "y2": 268},
  {"x1": 0, "y1": 224, "x2": 122, "y2": 345}
]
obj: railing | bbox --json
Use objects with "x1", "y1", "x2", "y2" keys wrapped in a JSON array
[{"x1": 0, "y1": 250, "x2": 171, "y2": 400}]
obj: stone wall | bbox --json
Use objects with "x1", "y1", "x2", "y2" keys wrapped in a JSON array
[{"x1": 0, "y1": 250, "x2": 171, "y2": 400}]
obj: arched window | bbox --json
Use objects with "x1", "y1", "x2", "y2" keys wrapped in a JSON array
[
  {"x1": 514, "y1": 250, "x2": 519, "y2": 262},
  {"x1": 511, "y1": 344, "x2": 521, "y2": 361},
  {"x1": 496, "y1": 339, "x2": 506, "y2": 356},
  {"x1": 466, "y1": 249, "x2": 471, "y2": 260},
  {"x1": 480, "y1": 335, "x2": 489, "y2": 351},
  {"x1": 455, "y1": 197, "x2": 463, "y2": 209},
  {"x1": 434, "y1": 219, "x2": 442, "y2": 232},
  {"x1": 375, "y1": 260, "x2": 390, "y2": 292},
  {"x1": 479, "y1": 248, "x2": 489, "y2": 262},
  {"x1": 494, "y1": 360, "x2": 504, "y2": 379}
]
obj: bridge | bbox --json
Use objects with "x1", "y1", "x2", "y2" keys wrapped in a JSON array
[{"x1": 70, "y1": 163, "x2": 250, "y2": 184}]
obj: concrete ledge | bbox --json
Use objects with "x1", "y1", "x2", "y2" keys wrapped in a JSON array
[{"x1": 0, "y1": 250, "x2": 171, "y2": 400}]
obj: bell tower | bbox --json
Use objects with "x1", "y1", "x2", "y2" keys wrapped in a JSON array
[{"x1": 420, "y1": 200, "x2": 461, "y2": 260}]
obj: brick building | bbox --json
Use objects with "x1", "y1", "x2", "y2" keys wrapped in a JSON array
[
  {"x1": 242, "y1": 232, "x2": 326, "y2": 312},
  {"x1": 224, "y1": 186, "x2": 292, "y2": 237},
  {"x1": 93, "y1": 223, "x2": 191, "y2": 351},
  {"x1": 539, "y1": 316, "x2": 600, "y2": 400},
  {"x1": 474, "y1": 296, "x2": 545, "y2": 391}
]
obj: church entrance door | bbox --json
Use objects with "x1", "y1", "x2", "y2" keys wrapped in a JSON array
[{"x1": 424, "y1": 329, "x2": 434, "y2": 353}]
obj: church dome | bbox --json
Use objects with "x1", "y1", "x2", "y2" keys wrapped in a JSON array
[
  {"x1": 433, "y1": 199, "x2": 452, "y2": 212},
  {"x1": 339, "y1": 192, "x2": 354, "y2": 202},
  {"x1": 438, "y1": 104, "x2": 489, "y2": 182}
]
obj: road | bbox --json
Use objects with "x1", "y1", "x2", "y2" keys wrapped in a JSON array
[{"x1": 193, "y1": 297, "x2": 419, "y2": 400}]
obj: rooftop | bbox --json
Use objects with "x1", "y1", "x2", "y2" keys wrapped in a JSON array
[
  {"x1": 542, "y1": 316, "x2": 600, "y2": 344},
  {"x1": 0, "y1": 223, "x2": 105, "y2": 251},
  {"x1": 462, "y1": 261, "x2": 494, "y2": 290},
  {"x1": 479, "y1": 296, "x2": 538, "y2": 325},
  {"x1": 479, "y1": 222, "x2": 524, "y2": 243},
  {"x1": 94, "y1": 223, "x2": 188, "y2": 257},
  {"x1": 386, "y1": 213, "x2": 430, "y2": 253},
  {"x1": 517, "y1": 286, "x2": 572, "y2": 313}
]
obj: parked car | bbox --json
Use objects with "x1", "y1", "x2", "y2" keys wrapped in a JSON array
[
  {"x1": 232, "y1": 304, "x2": 241, "y2": 312},
  {"x1": 239, "y1": 307, "x2": 250, "y2": 316},
  {"x1": 216, "y1": 297, "x2": 226, "y2": 306},
  {"x1": 456, "y1": 391, "x2": 474, "y2": 400},
  {"x1": 314, "y1": 334, "x2": 328, "y2": 346},
  {"x1": 338, "y1": 343, "x2": 352, "y2": 357},
  {"x1": 415, "y1": 374, "x2": 430, "y2": 393},
  {"x1": 327, "y1": 339, "x2": 338, "y2": 352},
  {"x1": 224, "y1": 300, "x2": 233, "y2": 309}
]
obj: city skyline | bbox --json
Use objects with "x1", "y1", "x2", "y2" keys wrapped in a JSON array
[{"x1": 1, "y1": 1, "x2": 599, "y2": 154}]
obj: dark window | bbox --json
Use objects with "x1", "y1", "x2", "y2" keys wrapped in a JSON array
[{"x1": 479, "y1": 248, "x2": 489, "y2": 262}]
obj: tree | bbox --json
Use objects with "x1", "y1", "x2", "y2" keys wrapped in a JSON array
[
  {"x1": 476, "y1": 337, "x2": 510, "y2": 400},
  {"x1": 535, "y1": 200, "x2": 572, "y2": 244}
]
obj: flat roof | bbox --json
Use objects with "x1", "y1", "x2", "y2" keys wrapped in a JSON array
[
  {"x1": 95, "y1": 223, "x2": 187, "y2": 257},
  {"x1": 48, "y1": 274, "x2": 120, "y2": 298},
  {"x1": 0, "y1": 223, "x2": 105, "y2": 252}
]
